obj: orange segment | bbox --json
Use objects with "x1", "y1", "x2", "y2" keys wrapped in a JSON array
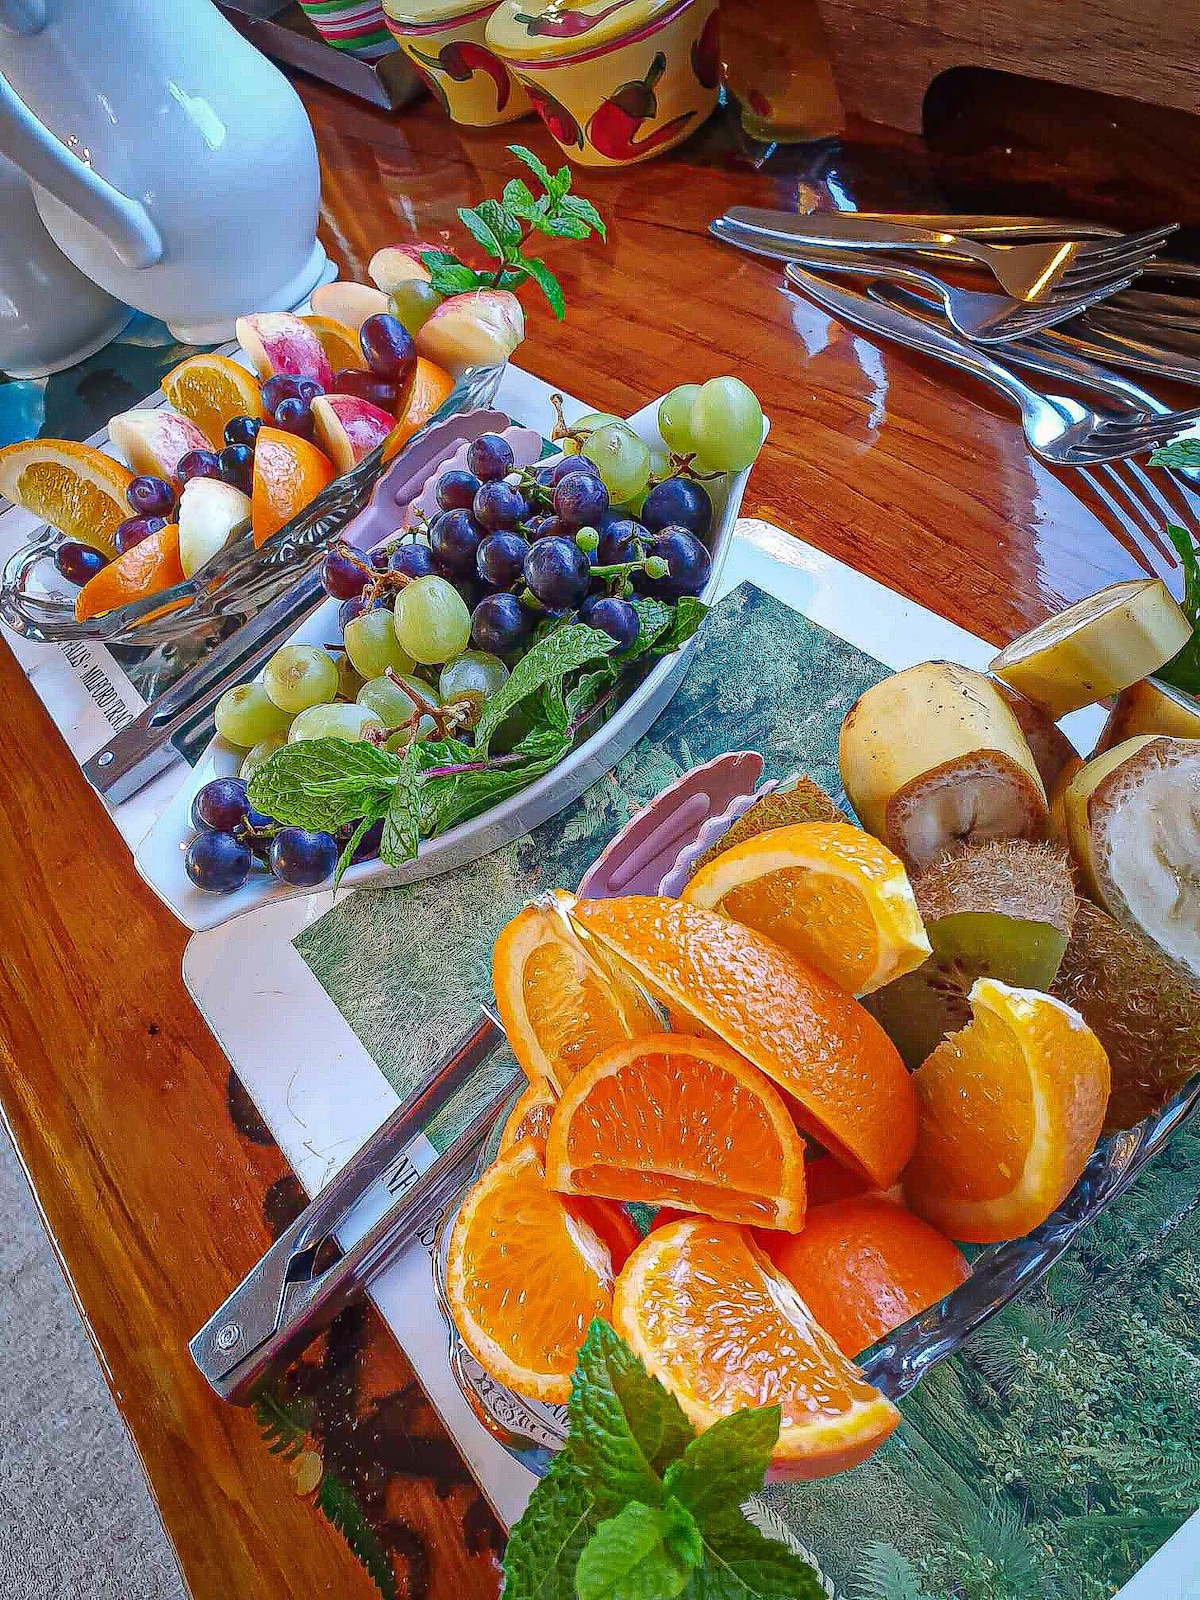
[
  {"x1": 0, "y1": 440, "x2": 133, "y2": 559},
  {"x1": 492, "y1": 891, "x2": 661, "y2": 1092},
  {"x1": 162, "y1": 353, "x2": 263, "y2": 449},
  {"x1": 301, "y1": 314, "x2": 367, "y2": 373},
  {"x1": 382, "y1": 358, "x2": 455, "y2": 461},
  {"x1": 250, "y1": 427, "x2": 335, "y2": 546},
  {"x1": 445, "y1": 1141, "x2": 616, "y2": 1403},
  {"x1": 614, "y1": 1219, "x2": 901, "y2": 1479},
  {"x1": 570, "y1": 895, "x2": 917, "y2": 1188},
  {"x1": 805, "y1": 1152, "x2": 876, "y2": 1209},
  {"x1": 74, "y1": 523, "x2": 185, "y2": 621},
  {"x1": 545, "y1": 1033, "x2": 807, "y2": 1230},
  {"x1": 498, "y1": 1076, "x2": 557, "y2": 1157},
  {"x1": 763, "y1": 1196, "x2": 971, "y2": 1357},
  {"x1": 903, "y1": 977, "x2": 1110, "y2": 1243},
  {"x1": 682, "y1": 821, "x2": 931, "y2": 996}
]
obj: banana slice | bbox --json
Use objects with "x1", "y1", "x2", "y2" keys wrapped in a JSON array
[
  {"x1": 1063, "y1": 735, "x2": 1200, "y2": 980},
  {"x1": 990, "y1": 581, "x2": 1192, "y2": 720},
  {"x1": 993, "y1": 680, "x2": 1080, "y2": 793},
  {"x1": 1093, "y1": 677, "x2": 1200, "y2": 756},
  {"x1": 839, "y1": 661, "x2": 1048, "y2": 873}
]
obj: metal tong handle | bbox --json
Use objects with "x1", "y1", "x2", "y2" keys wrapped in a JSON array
[{"x1": 191, "y1": 1010, "x2": 502, "y2": 1403}]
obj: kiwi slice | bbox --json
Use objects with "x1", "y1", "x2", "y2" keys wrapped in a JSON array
[
  {"x1": 865, "y1": 840, "x2": 1076, "y2": 1069},
  {"x1": 686, "y1": 775, "x2": 846, "y2": 879},
  {"x1": 1052, "y1": 899, "x2": 1200, "y2": 1131}
]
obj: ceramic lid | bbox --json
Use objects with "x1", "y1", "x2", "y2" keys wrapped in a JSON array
[
  {"x1": 383, "y1": 0, "x2": 500, "y2": 30},
  {"x1": 486, "y1": 0, "x2": 686, "y2": 62}
]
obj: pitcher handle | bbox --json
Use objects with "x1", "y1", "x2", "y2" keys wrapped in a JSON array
[{"x1": 0, "y1": 69, "x2": 163, "y2": 269}]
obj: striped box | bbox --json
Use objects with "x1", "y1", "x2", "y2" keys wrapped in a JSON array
[{"x1": 299, "y1": 0, "x2": 397, "y2": 57}]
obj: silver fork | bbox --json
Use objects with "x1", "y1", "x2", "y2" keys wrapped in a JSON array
[
  {"x1": 723, "y1": 207, "x2": 1177, "y2": 304},
  {"x1": 710, "y1": 218, "x2": 1135, "y2": 342}
]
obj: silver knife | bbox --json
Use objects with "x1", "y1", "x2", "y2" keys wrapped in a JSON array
[{"x1": 723, "y1": 205, "x2": 1127, "y2": 242}]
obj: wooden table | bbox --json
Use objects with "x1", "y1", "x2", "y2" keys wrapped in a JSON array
[{"x1": 1, "y1": 65, "x2": 1196, "y2": 1600}]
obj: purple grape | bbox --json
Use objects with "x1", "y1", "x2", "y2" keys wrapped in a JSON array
[
  {"x1": 359, "y1": 313, "x2": 416, "y2": 384},
  {"x1": 533, "y1": 465, "x2": 557, "y2": 491},
  {"x1": 269, "y1": 827, "x2": 338, "y2": 887},
  {"x1": 332, "y1": 368, "x2": 399, "y2": 410},
  {"x1": 597, "y1": 518, "x2": 646, "y2": 566},
  {"x1": 273, "y1": 396, "x2": 315, "y2": 440},
  {"x1": 176, "y1": 448, "x2": 220, "y2": 486},
  {"x1": 466, "y1": 433, "x2": 514, "y2": 482},
  {"x1": 322, "y1": 544, "x2": 369, "y2": 600},
  {"x1": 389, "y1": 541, "x2": 436, "y2": 580},
  {"x1": 523, "y1": 513, "x2": 552, "y2": 540},
  {"x1": 477, "y1": 531, "x2": 529, "y2": 589},
  {"x1": 524, "y1": 536, "x2": 591, "y2": 609},
  {"x1": 260, "y1": 373, "x2": 305, "y2": 417},
  {"x1": 639, "y1": 526, "x2": 711, "y2": 599},
  {"x1": 295, "y1": 377, "x2": 325, "y2": 404},
  {"x1": 473, "y1": 480, "x2": 527, "y2": 532},
  {"x1": 456, "y1": 575, "x2": 486, "y2": 614},
  {"x1": 369, "y1": 547, "x2": 391, "y2": 573},
  {"x1": 223, "y1": 415, "x2": 262, "y2": 448},
  {"x1": 528, "y1": 514, "x2": 570, "y2": 543},
  {"x1": 553, "y1": 469, "x2": 610, "y2": 529},
  {"x1": 54, "y1": 541, "x2": 108, "y2": 586},
  {"x1": 338, "y1": 595, "x2": 367, "y2": 630},
  {"x1": 348, "y1": 816, "x2": 385, "y2": 863},
  {"x1": 191, "y1": 776, "x2": 250, "y2": 833},
  {"x1": 115, "y1": 514, "x2": 168, "y2": 554},
  {"x1": 185, "y1": 830, "x2": 253, "y2": 892},
  {"x1": 471, "y1": 590, "x2": 531, "y2": 654},
  {"x1": 642, "y1": 476, "x2": 712, "y2": 539},
  {"x1": 430, "y1": 509, "x2": 482, "y2": 577},
  {"x1": 548, "y1": 453, "x2": 600, "y2": 486},
  {"x1": 126, "y1": 474, "x2": 176, "y2": 517},
  {"x1": 218, "y1": 443, "x2": 254, "y2": 494},
  {"x1": 582, "y1": 595, "x2": 639, "y2": 650},
  {"x1": 436, "y1": 469, "x2": 481, "y2": 511}
]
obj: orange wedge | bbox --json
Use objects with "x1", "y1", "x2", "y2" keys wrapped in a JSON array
[
  {"x1": 682, "y1": 821, "x2": 931, "y2": 997},
  {"x1": 445, "y1": 1141, "x2": 618, "y2": 1403},
  {"x1": 570, "y1": 896, "x2": 916, "y2": 1189},
  {"x1": 162, "y1": 353, "x2": 263, "y2": 449},
  {"x1": 382, "y1": 357, "x2": 455, "y2": 461},
  {"x1": 74, "y1": 523, "x2": 185, "y2": 621},
  {"x1": 545, "y1": 1033, "x2": 807, "y2": 1230},
  {"x1": 498, "y1": 1076, "x2": 558, "y2": 1156},
  {"x1": 301, "y1": 313, "x2": 367, "y2": 373},
  {"x1": 492, "y1": 892, "x2": 661, "y2": 1092},
  {"x1": 0, "y1": 439, "x2": 133, "y2": 559},
  {"x1": 903, "y1": 978, "x2": 1110, "y2": 1243},
  {"x1": 614, "y1": 1219, "x2": 901, "y2": 1479},
  {"x1": 250, "y1": 427, "x2": 335, "y2": 546},
  {"x1": 764, "y1": 1196, "x2": 971, "y2": 1358}
]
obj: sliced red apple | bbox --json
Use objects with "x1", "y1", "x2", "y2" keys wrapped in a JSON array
[
  {"x1": 367, "y1": 241, "x2": 439, "y2": 293},
  {"x1": 177, "y1": 477, "x2": 251, "y2": 577},
  {"x1": 236, "y1": 311, "x2": 333, "y2": 387},
  {"x1": 311, "y1": 394, "x2": 395, "y2": 474},
  {"x1": 109, "y1": 408, "x2": 210, "y2": 478},
  {"x1": 415, "y1": 289, "x2": 525, "y2": 376},
  {"x1": 309, "y1": 280, "x2": 390, "y2": 333}
]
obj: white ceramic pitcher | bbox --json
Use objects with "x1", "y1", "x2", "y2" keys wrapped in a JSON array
[{"x1": 0, "y1": 0, "x2": 329, "y2": 342}]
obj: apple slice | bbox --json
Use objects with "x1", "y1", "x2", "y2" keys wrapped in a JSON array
[
  {"x1": 108, "y1": 409, "x2": 210, "y2": 478},
  {"x1": 415, "y1": 289, "x2": 525, "y2": 376},
  {"x1": 309, "y1": 280, "x2": 390, "y2": 333},
  {"x1": 368, "y1": 242, "x2": 439, "y2": 293},
  {"x1": 177, "y1": 477, "x2": 251, "y2": 577},
  {"x1": 236, "y1": 312, "x2": 333, "y2": 387},
  {"x1": 311, "y1": 394, "x2": 395, "y2": 474}
]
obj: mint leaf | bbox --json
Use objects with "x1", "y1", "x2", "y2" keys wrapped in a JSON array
[
  {"x1": 570, "y1": 1320, "x2": 694, "y2": 1506},
  {"x1": 1150, "y1": 438, "x2": 1200, "y2": 470},
  {"x1": 560, "y1": 192, "x2": 608, "y2": 240},
  {"x1": 379, "y1": 744, "x2": 420, "y2": 865},
  {"x1": 246, "y1": 739, "x2": 398, "y2": 833},
  {"x1": 550, "y1": 164, "x2": 572, "y2": 204},
  {"x1": 426, "y1": 261, "x2": 490, "y2": 296},
  {"x1": 543, "y1": 213, "x2": 591, "y2": 241},
  {"x1": 652, "y1": 596, "x2": 708, "y2": 655},
  {"x1": 503, "y1": 176, "x2": 537, "y2": 214},
  {"x1": 664, "y1": 1408, "x2": 779, "y2": 1535},
  {"x1": 331, "y1": 796, "x2": 388, "y2": 893},
  {"x1": 456, "y1": 204, "x2": 504, "y2": 261},
  {"x1": 684, "y1": 1523, "x2": 826, "y2": 1599},
  {"x1": 576, "y1": 1502, "x2": 696, "y2": 1600},
  {"x1": 1156, "y1": 525, "x2": 1200, "y2": 694},
  {"x1": 418, "y1": 248, "x2": 462, "y2": 271},
  {"x1": 524, "y1": 255, "x2": 566, "y2": 318},
  {"x1": 474, "y1": 622, "x2": 615, "y2": 750},
  {"x1": 477, "y1": 196, "x2": 523, "y2": 251},
  {"x1": 502, "y1": 1448, "x2": 598, "y2": 1600},
  {"x1": 507, "y1": 142, "x2": 555, "y2": 195},
  {"x1": 627, "y1": 596, "x2": 676, "y2": 653},
  {"x1": 414, "y1": 723, "x2": 569, "y2": 836}
]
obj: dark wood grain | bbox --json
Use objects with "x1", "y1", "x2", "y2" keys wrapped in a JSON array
[{"x1": 1, "y1": 69, "x2": 1197, "y2": 1600}]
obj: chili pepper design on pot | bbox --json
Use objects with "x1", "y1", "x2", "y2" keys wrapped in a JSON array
[
  {"x1": 408, "y1": 41, "x2": 512, "y2": 112},
  {"x1": 586, "y1": 52, "x2": 696, "y2": 162}
]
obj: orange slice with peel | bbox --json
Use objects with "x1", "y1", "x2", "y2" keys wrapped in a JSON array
[
  {"x1": 0, "y1": 439, "x2": 133, "y2": 559},
  {"x1": 300, "y1": 313, "x2": 367, "y2": 373},
  {"x1": 250, "y1": 427, "x2": 335, "y2": 546},
  {"x1": 445, "y1": 1140, "x2": 617, "y2": 1403},
  {"x1": 614, "y1": 1218, "x2": 901, "y2": 1479},
  {"x1": 570, "y1": 895, "x2": 916, "y2": 1188},
  {"x1": 545, "y1": 1033, "x2": 806, "y2": 1230},
  {"x1": 162, "y1": 353, "x2": 263, "y2": 449},
  {"x1": 498, "y1": 1075, "x2": 557, "y2": 1156},
  {"x1": 382, "y1": 357, "x2": 455, "y2": 461},
  {"x1": 682, "y1": 821, "x2": 931, "y2": 997},
  {"x1": 903, "y1": 977, "x2": 1110, "y2": 1243},
  {"x1": 492, "y1": 891, "x2": 661, "y2": 1092},
  {"x1": 74, "y1": 523, "x2": 185, "y2": 621}
]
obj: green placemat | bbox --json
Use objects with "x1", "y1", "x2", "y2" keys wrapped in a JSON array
[{"x1": 294, "y1": 581, "x2": 1200, "y2": 1598}]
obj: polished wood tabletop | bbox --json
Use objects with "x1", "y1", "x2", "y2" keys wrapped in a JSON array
[{"x1": 1, "y1": 60, "x2": 1197, "y2": 1600}]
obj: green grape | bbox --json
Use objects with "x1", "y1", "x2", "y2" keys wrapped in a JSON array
[
  {"x1": 393, "y1": 575, "x2": 471, "y2": 664},
  {"x1": 439, "y1": 651, "x2": 509, "y2": 718},
  {"x1": 389, "y1": 280, "x2": 442, "y2": 336},
  {"x1": 689, "y1": 376, "x2": 764, "y2": 472},
  {"x1": 658, "y1": 384, "x2": 701, "y2": 455},
  {"x1": 344, "y1": 608, "x2": 415, "y2": 680},
  {"x1": 618, "y1": 447, "x2": 669, "y2": 516},
  {"x1": 563, "y1": 410, "x2": 621, "y2": 456},
  {"x1": 287, "y1": 702, "x2": 384, "y2": 743},
  {"x1": 239, "y1": 731, "x2": 288, "y2": 778},
  {"x1": 214, "y1": 681, "x2": 294, "y2": 748},
  {"x1": 582, "y1": 422, "x2": 651, "y2": 505},
  {"x1": 357, "y1": 673, "x2": 425, "y2": 727},
  {"x1": 380, "y1": 676, "x2": 441, "y2": 745},
  {"x1": 263, "y1": 644, "x2": 339, "y2": 714},
  {"x1": 336, "y1": 653, "x2": 365, "y2": 702}
]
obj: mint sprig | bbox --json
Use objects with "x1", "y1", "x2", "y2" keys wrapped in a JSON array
[
  {"x1": 1150, "y1": 524, "x2": 1200, "y2": 696},
  {"x1": 420, "y1": 145, "x2": 606, "y2": 320},
  {"x1": 502, "y1": 1321, "x2": 825, "y2": 1600}
]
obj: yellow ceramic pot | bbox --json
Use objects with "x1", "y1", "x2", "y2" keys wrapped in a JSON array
[
  {"x1": 384, "y1": 0, "x2": 533, "y2": 125},
  {"x1": 486, "y1": 0, "x2": 720, "y2": 167}
]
